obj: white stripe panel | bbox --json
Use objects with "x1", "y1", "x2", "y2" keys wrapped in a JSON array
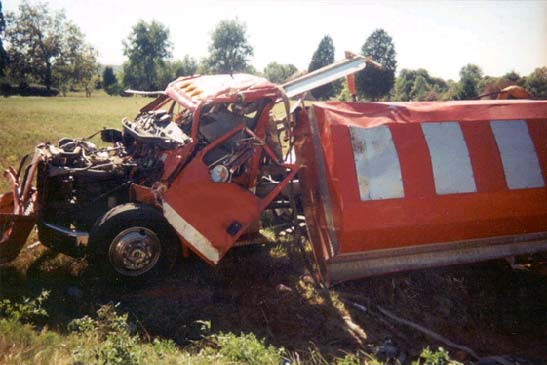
[
  {"x1": 350, "y1": 125, "x2": 404, "y2": 200},
  {"x1": 491, "y1": 120, "x2": 545, "y2": 189},
  {"x1": 421, "y1": 122, "x2": 477, "y2": 195},
  {"x1": 162, "y1": 202, "x2": 220, "y2": 263}
]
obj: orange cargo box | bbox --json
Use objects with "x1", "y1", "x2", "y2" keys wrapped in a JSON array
[{"x1": 294, "y1": 100, "x2": 547, "y2": 285}]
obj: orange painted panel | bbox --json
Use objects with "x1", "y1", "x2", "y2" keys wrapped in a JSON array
[{"x1": 297, "y1": 101, "x2": 547, "y2": 259}]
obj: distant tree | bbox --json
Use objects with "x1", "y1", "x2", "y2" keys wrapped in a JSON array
[
  {"x1": 308, "y1": 35, "x2": 339, "y2": 100},
  {"x1": 459, "y1": 64, "x2": 483, "y2": 83},
  {"x1": 454, "y1": 63, "x2": 483, "y2": 100},
  {"x1": 394, "y1": 69, "x2": 425, "y2": 101},
  {"x1": 356, "y1": 29, "x2": 397, "y2": 101},
  {"x1": 197, "y1": 57, "x2": 212, "y2": 75},
  {"x1": 336, "y1": 79, "x2": 353, "y2": 101},
  {"x1": 411, "y1": 75, "x2": 429, "y2": 101},
  {"x1": 526, "y1": 67, "x2": 547, "y2": 99},
  {"x1": 5, "y1": 2, "x2": 96, "y2": 94},
  {"x1": 264, "y1": 62, "x2": 297, "y2": 84},
  {"x1": 502, "y1": 70, "x2": 524, "y2": 86},
  {"x1": 102, "y1": 66, "x2": 119, "y2": 95},
  {"x1": 393, "y1": 68, "x2": 447, "y2": 101},
  {"x1": 243, "y1": 64, "x2": 259, "y2": 75},
  {"x1": 5, "y1": 2, "x2": 65, "y2": 90},
  {"x1": 457, "y1": 78, "x2": 477, "y2": 100},
  {"x1": 174, "y1": 55, "x2": 198, "y2": 77},
  {"x1": 122, "y1": 20, "x2": 172, "y2": 90},
  {"x1": 208, "y1": 19, "x2": 253, "y2": 74},
  {"x1": 75, "y1": 46, "x2": 98, "y2": 97},
  {"x1": 54, "y1": 22, "x2": 97, "y2": 96},
  {"x1": 0, "y1": 1, "x2": 7, "y2": 77}
]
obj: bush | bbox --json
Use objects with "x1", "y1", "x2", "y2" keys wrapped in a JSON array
[
  {"x1": 413, "y1": 347, "x2": 463, "y2": 365},
  {"x1": 69, "y1": 304, "x2": 143, "y2": 365},
  {"x1": 0, "y1": 82, "x2": 59, "y2": 96},
  {"x1": 0, "y1": 290, "x2": 49, "y2": 322},
  {"x1": 19, "y1": 83, "x2": 59, "y2": 96},
  {"x1": 0, "y1": 82, "x2": 13, "y2": 96},
  {"x1": 203, "y1": 332, "x2": 285, "y2": 365}
]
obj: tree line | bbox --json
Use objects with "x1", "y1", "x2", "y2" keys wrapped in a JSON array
[{"x1": 1, "y1": 1, "x2": 545, "y2": 100}]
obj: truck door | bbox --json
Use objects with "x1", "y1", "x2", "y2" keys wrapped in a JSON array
[{"x1": 161, "y1": 124, "x2": 297, "y2": 264}]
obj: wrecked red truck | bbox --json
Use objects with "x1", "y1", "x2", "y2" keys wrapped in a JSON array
[{"x1": 1, "y1": 56, "x2": 546, "y2": 285}]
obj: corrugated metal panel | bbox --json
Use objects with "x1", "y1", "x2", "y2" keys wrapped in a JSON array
[
  {"x1": 491, "y1": 120, "x2": 545, "y2": 189},
  {"x1": 350, "y1": 125, "x2": 404, "y2": 200},
  {"x1": 421, "y1": 122, "x2": 477, "y2": 195}
]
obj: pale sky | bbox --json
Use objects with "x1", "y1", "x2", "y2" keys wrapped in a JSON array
[{"x1": 4, "y1": 0, "x2": 547, "y2": 80}]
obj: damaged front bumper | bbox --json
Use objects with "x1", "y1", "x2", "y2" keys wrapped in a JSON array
[{"x1": 37, "y1": 221, "x2": 88, "y2": 258}]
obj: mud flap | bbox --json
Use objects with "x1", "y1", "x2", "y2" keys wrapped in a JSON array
[
  {"x1": 0, "y1": 192, "x2": 36, "y2": 264},
  {"x1": 162, "y1": 126, "x2": 297, "y2": 264}
]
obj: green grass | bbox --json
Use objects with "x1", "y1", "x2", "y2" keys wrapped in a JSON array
[
  {"x1": 0, "y1": 93, "x2": 149, "y2": 192},
  {"x1": 0, "y1": 291, "x2": 387, "y2": 365}
]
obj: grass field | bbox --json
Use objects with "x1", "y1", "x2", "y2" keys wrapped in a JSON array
[
  {"x1": 0, "y1": 95, "x2": 546, "y2": 365},
  {"x1": 0, "y1": 93, "x2": 148, "y2": 192}
]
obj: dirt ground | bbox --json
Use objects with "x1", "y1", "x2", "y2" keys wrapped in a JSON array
[{"x1": 1, "y1": 239, "x2": 546, "y2": 364}]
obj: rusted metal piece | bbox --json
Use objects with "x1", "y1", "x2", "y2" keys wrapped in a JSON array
[{"x1": 0, "y1": 192, "x2": 36, "y2": 264}]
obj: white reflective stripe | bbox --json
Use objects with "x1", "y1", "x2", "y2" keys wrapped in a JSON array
[
  {"x1": 491, "y1": 120, "x2": 545, "y2": 189},
  {"x1": 421, "y1": 122, "x2": 477, "y2": 195},
  {"x1": 162, "y1": 202, "x2": 220, "y2": 263},
  {"x1": 350, "y1": 125, "x2": 404, "y2": 200}
]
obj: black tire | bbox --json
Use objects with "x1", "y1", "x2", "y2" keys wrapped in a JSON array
[{"x1": 87, "y1": 203, "x2": 180, "y2": 283}]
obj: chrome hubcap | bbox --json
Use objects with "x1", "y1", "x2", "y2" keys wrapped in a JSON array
[{"x1": 108, "y1": 227, "x2": 161, "y2": 276}]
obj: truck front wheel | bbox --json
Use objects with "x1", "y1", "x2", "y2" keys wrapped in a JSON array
[{"x1": 88, "y1": 203, "x2": 180, "y2": 282}]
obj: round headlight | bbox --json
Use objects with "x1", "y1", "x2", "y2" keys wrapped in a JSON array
[{"x1": 210, "y1": 164, "x2": 230, "y2": 183}]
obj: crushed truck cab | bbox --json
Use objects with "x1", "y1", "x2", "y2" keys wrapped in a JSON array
[{"x1": 1, "y1": 56, "x2": 546, "y2": 285}]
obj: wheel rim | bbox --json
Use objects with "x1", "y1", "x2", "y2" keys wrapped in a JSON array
[{"x1": 108, "y1": 227, "x2": 162, "y2": 276}]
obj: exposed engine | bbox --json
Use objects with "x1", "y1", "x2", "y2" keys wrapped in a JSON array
[{"x1": 35, "y1": 110, "x2": 191, "y2": 253}]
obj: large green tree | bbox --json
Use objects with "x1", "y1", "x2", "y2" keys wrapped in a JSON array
[
  {"x1": 263, "y1": 62, "x2": 297, "y2": 84},
  {"x1": 356, "y1": 28, "x2": 397, "y2": 101},
  {"x1": 4, "y1": 1, "x2": 96, "y2": 93},
  {"x1": 0, "y1": 1, "x2": 7, "y2": 77},
  {"x1": 174, "y1": 55, "x2": 198, "y2": 77},
  {"x1": 526, "y1": 67, "x2": 547, "y2": 99},
  {"x1": 5, "y1": 2, "x2": 65, "y2": 90},
  {"x1": 102, "y1": 66, "x2": 119, "y2": 95},
  {"x1": 208, "y1": 19, "x2": 253, "y2": 74},
  {"x1": 54, "y1": 22, "x2": 97, "y2": 96},
  {"x1": 122, "y1": 20, "x2": 172, "y2": 90},
  {"x1": 308, "y1": 35, "x2": 338, "y2": 100},
  {"x1": 394, "y1": 68, "x2": 448, "y2": 101},
  {"x1": 454, "y1": 63, "x2": 483, "y2": 100}
]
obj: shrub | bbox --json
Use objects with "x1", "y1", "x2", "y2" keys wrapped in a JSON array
[
  {"x1": 413, "y1": 347, "x2": 463, "y2": 365},
  {"x1": 0, "y1": 82, "x2": 59, "y2": 96},
  {"x1": 204, "y1": 332, "x2": 285, "y2": 365},
  {"x1": 0, "y1": 290, "x2": 49, "y2": 322}
]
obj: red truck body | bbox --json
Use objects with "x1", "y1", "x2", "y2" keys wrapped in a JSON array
[{"x1": 295, "y1": 100, "x2": 547, "y2": 284}]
